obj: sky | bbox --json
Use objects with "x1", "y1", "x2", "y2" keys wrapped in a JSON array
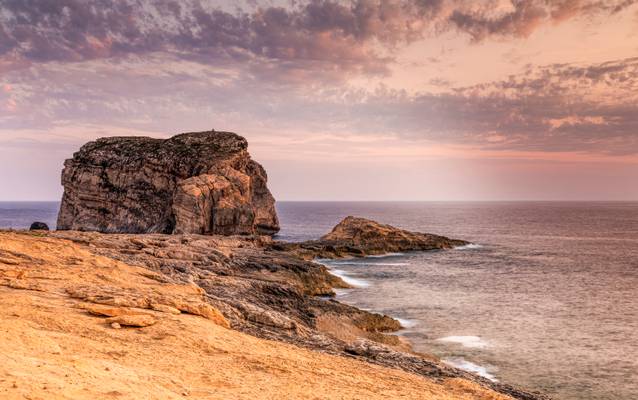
[{"x1": 1, "y1": 0, "x2": 638, "y2": 201}]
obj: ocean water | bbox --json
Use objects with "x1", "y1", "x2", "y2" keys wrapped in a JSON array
[
  {"x1": 0, "y1": 201, "x2": 60, "y2": 230},
  {"x1": 277, "y1": 202, "x2": 638, "y2": 400},
  {"x1": 2, "y1": 201, "x2": 637, "y2": 399}
]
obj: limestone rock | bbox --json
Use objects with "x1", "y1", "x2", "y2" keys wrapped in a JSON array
[
  {"x1": 81, "y1": 303, "x2": 151, "y2": 318},
  {"x1": 150, "y1": 303, "x2": 181, "y2": 315},
  {"x1": 277, "y1": 216, "x2": 469, "y2": 259},
  {"x1": 57, "y1": 130, "x2": 279, "y2": 236},
  {"x1": 82, "y1": 304, "x2": 130, "y2": 317},
  {"x1": 321, "y1": 216, "x2": 468, "y2": 253},
  {"x1": 174, "y1": 302, "x2": 230, "y2": 328},
  {"x1": 106, "y1": 314, "x2": 157, "y2": 327},
  {"x1": 7, "y1": 280, "x2": 44, "y2": 291},
  {"x1": 38, "y1": 228, "x2": 546, "y2": 400}
]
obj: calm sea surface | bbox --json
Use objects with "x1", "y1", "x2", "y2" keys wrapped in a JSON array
[
  {"x1": 2, "y1": 201, "x2": 637, "y2": 400},
  {"x1": 0, "y1": 201, "x2": 60, "y2": 229}
]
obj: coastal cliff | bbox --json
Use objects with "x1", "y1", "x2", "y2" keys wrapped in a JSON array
[{"x1": 57, "y1": 131, "x2": 279, "y2": 236}]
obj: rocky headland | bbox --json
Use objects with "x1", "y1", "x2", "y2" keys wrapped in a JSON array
[{"x1": 0, "y1": 130, "x2": 549, "y2": 399}]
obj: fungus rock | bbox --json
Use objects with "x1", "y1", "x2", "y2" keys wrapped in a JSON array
[{"x1": 56, "y1": 130, "x2": 279, "y2": 236}]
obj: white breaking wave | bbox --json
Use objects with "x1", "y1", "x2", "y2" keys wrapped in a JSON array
[
  {"x1": 372, "y1": 262, "x2": 410, "y2": 266},
  {"x1": 330, "y1": 261, "x2": 410, "y2": 266},
  {"x1": 455, "y1": 243, "x2": 483, "y2": 250},
  {"x1": 333, "y1": 288, "x2": 351, "y2": 297},
  {"x1": 366, "y1": 252, "x2": 406, "y2": 258},
  {"x1": 395, "y1": 318, "x2": 418, "y2": 328},
  {"x1": 329, "y1": 261, "x2": 366, "y2": 265},
  {"x1": 328, "y1": 269, "x2": 370, "y2": 288},
  {"x1": 443, "y1": 357, "x2": 498, "y2": 382},
  {"x1": 437, "y1": 335, "x2": 490, "y2": 349}
]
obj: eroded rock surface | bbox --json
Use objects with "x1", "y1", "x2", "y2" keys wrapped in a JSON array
[
  {"x1": 1, "y1": 232, "x2": 517, "y2": 400},
  {"x1": 43, "y1": 224, "x2": 547, "y2": 400},
  {"x1": 57, "y1": 130, "x2": 279, "y2": 236}
]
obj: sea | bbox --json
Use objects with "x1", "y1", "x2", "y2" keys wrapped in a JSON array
[{"x1": 1, "y1": 201, "x2": 637, "y2": 400}]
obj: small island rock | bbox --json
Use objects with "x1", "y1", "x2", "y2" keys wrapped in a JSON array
[{"x1": 276, "y1": 216, "x2": 469, "y2": 258}]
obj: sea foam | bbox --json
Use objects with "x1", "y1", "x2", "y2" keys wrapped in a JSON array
[
  {"x1": 328, "y1": 269, "x2": 370, "y2": 288},
  {"x1": 395, "y1": 318, "x2": 418, "y2": 328},
  {"x1": 330, "y1": 261, "x2": 410, "y2": 266},
  {"x1": 455, "y1": 243, "x2": 483, "y2": 250},
  {"x1": 443, "y1": 357, "x2": 498, "y2": 382},
  {"x1": 366, "y1": 252, "x2": 406, "y2": 258},
  {"x1": 437, "y1": 335, "x2": 490, "y2": 349}
]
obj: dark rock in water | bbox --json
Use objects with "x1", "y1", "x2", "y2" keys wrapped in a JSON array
[
  {"x1": 29, "y1": 222, "x2": 49, "y2": 231},
  {"x1": 56, "y1": 130, "x2": 279, "y2": 236},
  {"x1": 276, "y1": 216, "x2": 469, "y2": 259}
]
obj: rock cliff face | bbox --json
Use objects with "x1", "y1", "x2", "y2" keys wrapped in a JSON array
[{"x1": 57, "y1": 130, "x2": 279, "y2": 236}]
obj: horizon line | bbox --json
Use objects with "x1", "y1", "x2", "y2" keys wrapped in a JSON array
[{"x1": 2, "y1": 199, "x2": 638, "y2": 203}]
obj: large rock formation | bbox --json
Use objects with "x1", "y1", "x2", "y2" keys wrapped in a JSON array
[{"x1": 57, "y1": 130, "x2": 279, "y2": 235}]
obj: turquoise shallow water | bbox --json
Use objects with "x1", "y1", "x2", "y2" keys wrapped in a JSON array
[{"x1": 2, "y1": 201, "x2": 637, "y2": 399}]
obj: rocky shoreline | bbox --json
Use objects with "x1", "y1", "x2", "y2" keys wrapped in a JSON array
[
  {"x1": 39, "y1": 217, "x2": 548, "y2": 400},
  {"x1": 0, "y1": 229, "x2": 524, "y2": 399}
]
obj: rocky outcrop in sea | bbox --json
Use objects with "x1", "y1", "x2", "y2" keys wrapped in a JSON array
[
  {"x1": 57, "y1": 130, "x2": 279, "y2": 236},
  {"x1": 277, "y1": 216, "x2": 469, "y2": 259}
]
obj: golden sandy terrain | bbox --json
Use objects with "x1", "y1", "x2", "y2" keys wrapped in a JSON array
[{"x1": 0, "y1": 232, "x2": 511, "y2": 400}]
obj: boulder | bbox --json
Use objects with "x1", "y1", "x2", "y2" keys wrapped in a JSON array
[
  {"x1": 105, "y1": 314, "x2": 157, "y2": 327},
  {"x1": 29, "y1": 222, "x2": 49, "y2": 231},
  {"x1": 56, "y1": 130, "x2": 279, "y2": 236}
]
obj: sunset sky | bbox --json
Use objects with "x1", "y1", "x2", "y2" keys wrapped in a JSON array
[{"x1": 1, "y1": 0, "x2": 637, "y2": 201}]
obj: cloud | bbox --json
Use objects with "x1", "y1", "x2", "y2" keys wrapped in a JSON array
[
  {"x1": 449, "y1": 0, "x2": 548, "y2": 41},
  {"x1": 0, "y1": 0, "x2": 434, "y2": 80},
  {"x1": 2, "y1": 53, "x2": 637, "y2": 158},
  {"x1": 369, "y1": 57, "x2": 638, "y2": 155},
  {"x1": 1, "y1": 0, "x2": 635, "y2": 81},
  {"x1": 1, "y1": 1, "x2": 637, "y2": 164},
  {"x1": 449, "y1": 0, "x2": 638, "y2": 41}
]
